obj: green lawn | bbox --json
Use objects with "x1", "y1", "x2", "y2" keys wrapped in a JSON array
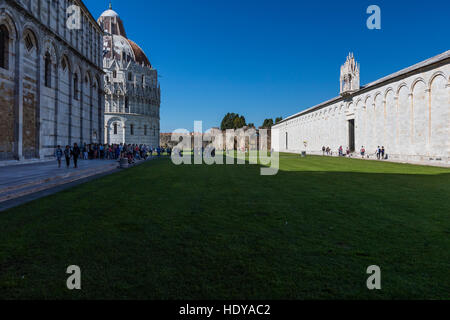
[{"x1": 0, "y1": 154, "x2": 449, "y2": 299}]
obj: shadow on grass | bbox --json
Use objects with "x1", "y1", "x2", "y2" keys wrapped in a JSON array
[{"x1": 0, "y1": 157, "x2": 449, "y2": 300}]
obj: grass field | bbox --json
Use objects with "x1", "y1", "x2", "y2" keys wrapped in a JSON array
[{"x1": 0, "y1": 154, "x2": 449, "y2": 299}]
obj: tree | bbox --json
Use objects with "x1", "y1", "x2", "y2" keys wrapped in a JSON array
[
  {"x1": 275, "y1": 117, "x2": 283, "y2": 124},
  {"x1": 261, "y1": 118, "x2": 274, "y2": 129},
  {"x1": 221, "y1": 113, "x2": 247, "y2": 130}
]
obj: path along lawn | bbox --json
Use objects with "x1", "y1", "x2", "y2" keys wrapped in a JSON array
[{"x1": 0, "y1": 154, "x2": 449, "y2": 299}]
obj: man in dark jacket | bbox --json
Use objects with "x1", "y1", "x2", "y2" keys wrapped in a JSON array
[{"x1": 72, "y1": 143, "x2": 81, "y2": 168}]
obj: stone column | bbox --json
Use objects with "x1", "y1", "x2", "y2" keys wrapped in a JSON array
[
  {"x1": 68, "y1": 70, "x2": 73, "y2": 145},
  {"x1": 54, "y1": 58, "x2": 60, "y2": 148},
  {"x1": 89, "y1": 81, "x2": 93, "y2": 144},
  {"x1": 36, "y1": 44, "x2": 42, "y2": 159},
  {"x1": 13, "y1": 37, "x2": 23, "y2": 160},
  {"x1": 426, "y1": 88, "x2": 432, "y2": 156},
  {"x1": 79, "y1": 71, "x2": 84, "y2": 144}
]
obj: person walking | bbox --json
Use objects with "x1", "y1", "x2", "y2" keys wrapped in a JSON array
[
  {"x1": 55, "y1": 145, "x2": 63, "y2": 168},
  {"x1": 381, "y1": 146, "x2": 385, "y2": 160},
  {"x1": 376, "y1": 146, "x2": 381, "y2": 160},
  {"x1": 64, "y1": 145, "x2": 71, "y2": 169},
  {"x1": 83, "y1": 143, "x2": 88, "y2": 160},
  {"x1": 72, "y1": 143, "x2": 81, "y2": 168},
  {"x1": 360, "y1": 146, "x2": 365, "y2": 158},
  {"x1": 322, "y1": 146, "x2": 326, "y2": 156}
]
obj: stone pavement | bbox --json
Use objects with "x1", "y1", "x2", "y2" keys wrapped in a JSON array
[{"x1": 0, "y1": 159, "x2": 120, "y2": 211}]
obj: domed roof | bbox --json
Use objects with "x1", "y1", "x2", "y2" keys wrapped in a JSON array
[
  {"x1": 100, "y1": 3, "x2": 119, "y2": 18},
  {"x1": 100, "y1": 9, "x2": 119, "y2": 18},
  {"x1": 98, "y1": 4, "x2": 152, "y2": 68},
  {"x1": 127, "y1": 39, "x2": 151, "y2": 67}
]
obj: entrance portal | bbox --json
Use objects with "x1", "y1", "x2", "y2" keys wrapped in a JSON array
[{"x1": 348, "y1": 119, "x2": 355, "y2": 152}]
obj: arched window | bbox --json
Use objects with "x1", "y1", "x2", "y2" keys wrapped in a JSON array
[
  {"x1": 130, "y1": 124, "x2": 134, "y2": 135},
  {"x1": 44, "y1": 53, "x2": 52, "y2": 88},
  {"x1": 125, "y1": 96, "x2": 129, "y2": 112},
  {"x1": 0, "y1": 25, "x2": 9, "y2": 70},
  {"x1": 73, "y1": 73, "x2": 79, "y2": 100},
  {"x1": 113, "y1": 70, "x2": 117, "y2": 78},
  {"x1": 113, "y1": 123, "x2": 118, "y2": 135},
  {"x1": 24, "y1": 33, "x2": 34, "y2": 52}
]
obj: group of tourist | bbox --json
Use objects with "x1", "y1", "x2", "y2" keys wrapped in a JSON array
[
  {"x1": 358, "y1": 146, "x2": 387, "y2": 160},
  {"x1": 321, "y1": 146, "x2": 352, "y2": 157},
  {"x1": 321, "y1": 145, "x2": 388, "y2": 160},
  {"x1": 55, "y1": 143, "x2": 171, "y2": 169}
]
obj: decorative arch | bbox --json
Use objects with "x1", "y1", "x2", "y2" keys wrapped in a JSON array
[
  {"x1": 396, "y1": 82, "x2": 408, "y2": 96},
  {"x1": 42, "y1": 38, "x2": 58, "y2": 62},
  {"x1": 384, "y1": 87, "x2": 395, "y2": 99},
  {"x1": 428, "y1": 71, "x2": 447, "y2": 88},
  {"x1": 373, "y1": 92, "x2": 383, "y2": 102},
  {"x1": 411, "y1": 77, "x2": 427, "y2": 92},
  {"x1": 21, "y1": 25, "x2": 40, "y2": 54},
  {"x1": 60, "y1": 53, "x2": 71, "y2": 72},
  {"x1": 0, "y1": 11, "x2": 18, "y2": 40}
]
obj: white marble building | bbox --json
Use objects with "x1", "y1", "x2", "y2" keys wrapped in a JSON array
[
  {"x1": 272, "y1": 51, "x2": 450, "y2": 165},
  {"x1": 0, "y1": 0, "x2": 104, "y2": 161},
  {"x1": 98, "y1": 5, "x2": 161, "y2": 147}
]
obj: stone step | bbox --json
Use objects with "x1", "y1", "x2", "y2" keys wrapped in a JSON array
[{"x1": 0, "y1": 163, "x2": 117, "y2": 203}]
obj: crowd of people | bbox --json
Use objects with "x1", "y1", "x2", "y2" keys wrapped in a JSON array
[
  {"x1": 55, "y1": 143, "x2": 172, "y2": 169},
  {"x1": 321, "y1": 145, "x2": 388, "y2": 160}
]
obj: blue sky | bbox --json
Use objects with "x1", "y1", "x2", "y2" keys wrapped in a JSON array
[{"x1": 85, "y1": 0, "x2": 449, "y2": 132}]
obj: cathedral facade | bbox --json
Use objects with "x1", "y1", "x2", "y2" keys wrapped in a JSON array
[
  {"x1": 272, "y1": 51, "x2": 450, "y2": 165},
  {"x1": 0, "y1": 0, "x2": 104, "y2": 161},
  {"x1": 98, "y1": 5, "x2": 160, "y2": 147}
]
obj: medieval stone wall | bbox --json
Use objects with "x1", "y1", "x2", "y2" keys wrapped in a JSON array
[{"x1": 272, "y1": 52, "x2": 450, "y2": 165}]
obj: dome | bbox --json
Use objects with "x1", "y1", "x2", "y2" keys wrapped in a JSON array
[
  {"x1": 127, "y1": 39, "x2": 151, "y2": 67},
  {"x1": 100, "y1": 9, "x2": 119, "y2": 18},
  {"x1": 103, "y1": 35, "x2": 152, "y2": 68},
  {"x1": 98, "y1": 5, "x2": 151, "y2": 68}
]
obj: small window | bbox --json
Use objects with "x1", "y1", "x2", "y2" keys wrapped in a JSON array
[
  {"x1": 125, "y1": 97, "x2": 129, "y2": 112},
  {"x1": 0, "y1": 25, "x2": 9, "y2": 70},
  {"x1": 113, "y1": 123, "x2": 118, "y2": 135},
  {"x1": 44, "y1": 53, "x2": 52, "y2": 88},
  {"x1": 113, "y1": 70, "x2": 117, "y2": 78},
  {"x1": 128, "y1": 72, "x2": 132, "y2": 81},
  {"x1": 130, "y1": 124, "x2": 134, "y2": 135},
  {"x1": 25, "y1": 34, "x2": 34, "y2": 52},
  {"x1": 144, "y1": 125, "x2": 147, "y2": 136}
]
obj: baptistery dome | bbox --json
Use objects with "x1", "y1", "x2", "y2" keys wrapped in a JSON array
[
  {"x1": 99, "y1": 4, "x2": 161, "y2": 147},
  {"x1": 98, "y1": 5, "x2": 151, "y2": 68}
]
